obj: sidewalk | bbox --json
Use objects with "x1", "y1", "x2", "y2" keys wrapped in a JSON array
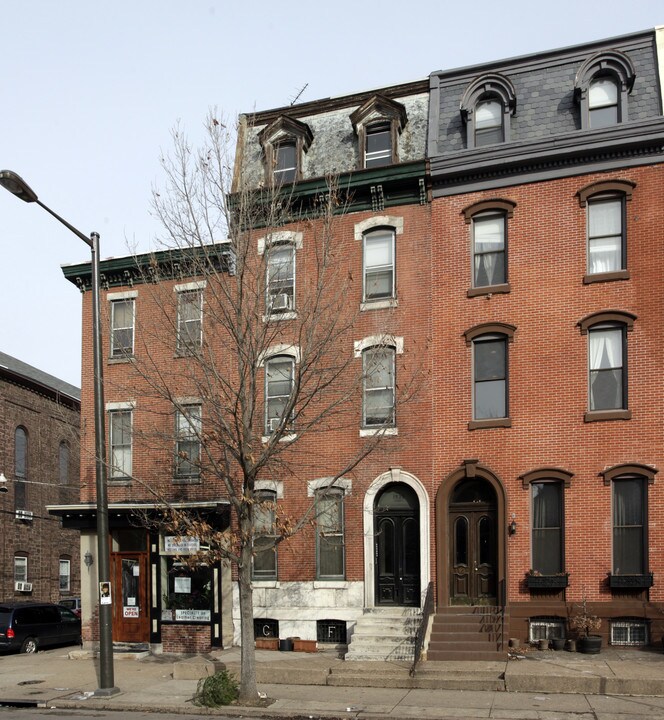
[{"x1": 1, "y1": 645, "x2": 664, "y2": 719}]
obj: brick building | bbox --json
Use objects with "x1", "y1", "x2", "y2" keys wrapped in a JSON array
[
  {"x1": 60, "y1": 27, "x2": 664, "y2": 657},
  {"x1": 0, "y1": 351, "x2": 80, "y2": 603}
]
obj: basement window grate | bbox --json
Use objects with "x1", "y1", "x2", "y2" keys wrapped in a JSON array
[
  {"x1": 610, "y1": 618, "x2": 648, "y2": 646},
  {"x1": 529, "y1": 616, "x2": 565, "y2": 642},
  {"x1": 317, "y1": 619, "x2": 347, "y2": 644},
  {"x1": 254, "y1": 618, "x2": 279, "y2": 638}
]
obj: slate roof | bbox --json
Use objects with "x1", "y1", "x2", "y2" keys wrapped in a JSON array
[{"x1": 0, "y1": 350, "x2": 80, "y2": 402}]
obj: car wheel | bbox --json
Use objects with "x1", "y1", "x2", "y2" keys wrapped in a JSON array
[{"x1": 20, "y1": 637, "x2": 38, "y2": 654}]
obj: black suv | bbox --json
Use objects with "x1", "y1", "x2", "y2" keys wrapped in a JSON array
[{"x1": 0, "y1": 602, "x2": 81, "y2": 653}]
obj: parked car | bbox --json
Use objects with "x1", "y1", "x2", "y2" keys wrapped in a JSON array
[
  {"x1": 58, "y1": 597, "x2": 82, "y2": 618},
  {"x1": 0, "y1": 602, "x2": 81, "y2": 653}
]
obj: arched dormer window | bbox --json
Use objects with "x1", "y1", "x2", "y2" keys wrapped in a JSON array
[
  {"x1": 460, "y1": 74, "x2": 517, "y2": 149},
  {"x1": 574, "y1": 51, "x2": 636, "y2": 130},
  {"x1": 258, "y1": 115, "x2": 313, "y2": 186},
  {"x1": 578, "y1": 310, "x2": 636, "y2": 422},
  {"x1": 350, "y1": 94, "x2": 407, "y2": 170}
]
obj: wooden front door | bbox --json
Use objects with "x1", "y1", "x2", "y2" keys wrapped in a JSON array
[
  {"x1": 375, "y1": 484, "x2": 420, "y2": 606},
  {"x1": 111, "y1": 552, "x2": 150, "y2": 643},
  {"x1": 448, "y1": 478, "x2": 497, "y2": 605}
]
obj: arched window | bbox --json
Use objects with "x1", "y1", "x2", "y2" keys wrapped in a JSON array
[
  {"x1": 258, "y1": 115, "x2": 313, "y2": 186},
  {"x1": 464, "y1": 323, "x2": 516, "y2": 428},
  {"x1": 14, "y1": 427, "x2": 27, "y2": 511},
  {"x1": 574, "y1": 51, "x2": 635, "y2": 130},
  {"x1": 578, "y1": 310, "x2": 636, "y2": 421},
  {"x1": 350, "y1": 94, "x2": 407, "y2": 170},
  {"x1": 460, "y1": 74, "x2": 516, "y2": 150}
]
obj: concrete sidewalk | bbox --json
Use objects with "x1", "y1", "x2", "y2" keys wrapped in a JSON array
[{"x1": 0, "y1": 645, "x2": 664, "y2": 719}]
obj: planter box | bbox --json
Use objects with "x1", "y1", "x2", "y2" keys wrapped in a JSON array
[
  {"x1": 526, "y1": 574, "x2": 569, "y2": 589},
  {"x1": 608, "y1": 573, "x2": 653, "y2": 589},
  {"x1": 255, "y1": 637, "x2": 279, "y2": 650},
  {"x1": 293, "y1": 639, "x2": 317, "y2": 653}
]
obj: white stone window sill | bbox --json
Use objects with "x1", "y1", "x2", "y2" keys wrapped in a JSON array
[
  {"x1": 313, "y1": 580, "x2": 348, "y2": 589},
  {"x1": 261, "y1": 433, "x2": 297, "y2": 444},
  {"x1": 262, "y1": 311, "x2": 297, "y2": 322},
  {"x1": 360, "y1": 299, "x2": 398, "y2": 312},
  {"x1": 359, "y1": 427, "x2": 398, "y2": 437}
]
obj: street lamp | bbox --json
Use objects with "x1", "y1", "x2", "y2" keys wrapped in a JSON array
[{"x1": 0, "y1": 170, "x2": 118, "y2": 696}]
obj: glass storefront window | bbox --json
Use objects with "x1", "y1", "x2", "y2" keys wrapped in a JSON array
[{"x1": 161, "y1": 557, "x2": 212, "y2": 622}]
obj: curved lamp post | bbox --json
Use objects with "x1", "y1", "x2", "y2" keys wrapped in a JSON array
[{"x1": 0, "y1": 170, "x2": 118, "y2": 696}]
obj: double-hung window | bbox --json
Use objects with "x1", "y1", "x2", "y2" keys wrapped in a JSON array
[
  {"x1": 14, "y1": 556, "x2": 27, "y2": 584},
  {"x1": 613, "y1": 476, "x2": 646, "y2": 576},
  {"x1": 363, "y1": 229, "x2": 395, "y2": 302},
  {"x1": 363, "y1": 346, "x2": 395, "y2": 428},
  {"x1": 473, "y1": 212, "x2": 506, "y2": 288},
  {"x1": 473, "y1": 335, "x2": 507, "y2": 420},
  {"x1": 365, "y1": 123, "x2": 392, "y2": 168},
  {"x1": 316, "y1": 488, "x2": 345, "y2": 579},
  {"x1": 588, "y1": 324, "x2": 625, "y2": 412},
  {"x1": 110, "y1": 298, "x2": 135, "y2": 357},
  {"x1": 109, "y1": 409, "x2": 132, "y2": 479},
  {"x1": 587, "y1": 196, "x2": 624, "y2": 275},
  {"x1": 59, "y1": 558, "x2": 71, "y2": 592},
  {"x1": 274, "y1": 142, "x2": 296, "y2": 184},
  {"x1": 175, "y1": 404, "x2": 202, "y2": 479},
  {"x1": 253, "y1": 490, "x2": 277, "y2": 579},
  {"x1": 589, "y1": 77, "x2": 619, "y2": 129},
  {"x1": 266, "y1": 243, "x2": 295, "y2": 313},
  {"x1": 475, "y1": 99, "x2": 503, "y2": 146},
  {"x1": 176, "y1": 289, "x2": 203, "y2": 354},
  {"x1": 265, "y1": 356, "x2": 294, "y2": 435},
  {"x1": 532, "y1": 482, "x2": 563, "y2": 575}
]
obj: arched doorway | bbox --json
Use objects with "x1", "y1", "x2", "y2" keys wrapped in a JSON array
[
  {"x1": 448, "y1": 478, "x2": 497, "y2": 605},
  {"x1": 374, "y1": 483, "x2": 420, "y2": 606}
]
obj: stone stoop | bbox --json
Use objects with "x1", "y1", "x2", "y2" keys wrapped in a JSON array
[
  {"x1": 425, "y1": 606, "x2": 509, "y2": 661},
  {"x1": 344, "y1": 607, "x2": 421, "y2": 662}
]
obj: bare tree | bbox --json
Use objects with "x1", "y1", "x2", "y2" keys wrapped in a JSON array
[{"x1": 109, "y1": 115, "x2": 421, "y2": 702}]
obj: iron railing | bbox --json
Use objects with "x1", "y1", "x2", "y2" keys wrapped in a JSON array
[{"x1": 409, "y1": 581, "x2": 434, "y2": 676}]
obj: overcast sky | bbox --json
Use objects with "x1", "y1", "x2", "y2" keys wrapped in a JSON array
[{"x1": 1, "y1": 1, "x2": 661, "y2": 387}]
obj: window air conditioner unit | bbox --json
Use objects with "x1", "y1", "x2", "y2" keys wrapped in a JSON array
[
  {"x1": 15, "y1": 509, "x2": 33, "y2": 521},
  {"x1": 269, "y1": 417, "x2": 281, "y2": 432},
  {"x1": 15, "y1": 582, "x2": 32, "y2": 592},
  {"x1": 271, "y1": 293, "x2": 291, "y2": 311}
]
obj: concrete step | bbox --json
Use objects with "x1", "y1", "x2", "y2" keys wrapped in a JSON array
[{"x1": 427, "y1": 649, "x2": 507, "y2": 661}]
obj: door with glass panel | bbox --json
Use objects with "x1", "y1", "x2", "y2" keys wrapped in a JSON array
[
  {"x1": 110, "y1": 529, "x2": 149, "y2": 643},
  {"x1": 449, "y1": 480, "x2": 497, "y2": 604}
]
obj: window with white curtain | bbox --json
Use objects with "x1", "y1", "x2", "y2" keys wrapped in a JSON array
[
  {"x1": 109, "y1": 410, "x2": 132, "y2": 479},
  {"x1": 363, "y1": 229, "x2": 395, "y2": 301},
  {"x1": 59, "y1": 558, "x2": 71, "y2": 592},
  {"x1": 473, "y1": 212, "x2": 506, "y2": 287},
  {"x1": 316, "y1": 487, "x2": 345, "y2": 579},
  {"x1": 589, "y1": 76, "x2": 619, "y2": 129},
  {"x1": 589, "y1": 324, "x2": 625, "y2": 411},
  {"x1": 532, "y1": 482, "x2": 563, "y2": 575},
  {"x1": 587, "y1": 196, "x2": 624, "y2": 275},
  {"x1": 110, "y1": 299, "x2": 135, "y2": 357},
  {"x1": 613, "y1": 476, "x2": 646, "y2": 575},
  {"x1": 14, "y1": 555, "x2": 27, "y2": 583},
  {"x1": 475, "y1": 99, "x2": 503, "y2": 146}
]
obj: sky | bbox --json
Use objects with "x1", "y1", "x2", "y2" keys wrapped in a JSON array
[{"x1": 1, "y1": 1, "x2": 662, "y2": 387}]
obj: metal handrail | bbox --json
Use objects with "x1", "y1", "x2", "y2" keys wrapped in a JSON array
[{"x1": 409, "y1": 581, "x2": 434, "y2": 676}]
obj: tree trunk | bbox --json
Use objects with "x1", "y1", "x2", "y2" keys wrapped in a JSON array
[{"x1": 237, "y1": 538, "x2": 258, "y2": 702}]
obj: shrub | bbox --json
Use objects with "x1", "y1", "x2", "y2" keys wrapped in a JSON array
[{"x1": 193, "y1": 669, "x2": 239, "y2": 707}]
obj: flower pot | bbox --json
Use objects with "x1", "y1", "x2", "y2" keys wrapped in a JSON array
[
  {"x1": 537, "y1": 638, "x2": 549, "y2": 650},
  {"x1": 551, "y1": 637, "x2": 566, "y2": 651},
  {"x1": 255, "y1": 637, "x2": 279, "y2": 650},
  {"x1": 565, "y1": 639, "x2": 576, "y2": 652},
  {"x1": 578, "y1": 635, "x2": 602, "y2": 654},
  {"x1": 293, "y1": 639, "x2": 317, "y2": 653}
]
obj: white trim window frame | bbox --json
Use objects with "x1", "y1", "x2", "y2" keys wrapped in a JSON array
[
  {"x1": 109, "y1": 408, "x2": 133, "y2": 479},
  {"x1": 362, "y1": 345, "x2": 396, "y2": 428},
  {"x1": 266, "y1": 242, "x2": 295, "y2": 314},
  {"x1": 14, "y1": 555, "x2": 27, "y2": 583},
  {"x1": 363, "y1": 229, "x2": 395, "y2": 302},
  {"x1": 176, "y1": 288, "x2": 203, "y2": 354},
  {"x1": 253, "y1": 489, "x2": 278, "y2": 579},
  {"x1": 265, "y1": 355, "x2": 295, "y2": 435},
  {"x1": 110, "y1": 297, "x2": 135, "y2": 358},
  {"x1": 59, "y1": 558, "x2": 71, "y2": 592},
  {"x1": 315, "y1": 486, "x2": 345, "y2": 580},
  {"x1": 364, "y1": 122, "x2": 392, "y2": 168},
  {"x1": 175, "y1": 404, "x2": 202, "y2": 479}
]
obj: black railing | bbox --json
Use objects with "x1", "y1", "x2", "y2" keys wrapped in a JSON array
[{"x1": 409, "y1": 581, "x2": 434, "y2": 676}]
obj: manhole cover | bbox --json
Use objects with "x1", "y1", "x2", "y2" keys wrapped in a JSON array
[{"x1": 18, "y1": 680, "x2": 44, "y2": 686}]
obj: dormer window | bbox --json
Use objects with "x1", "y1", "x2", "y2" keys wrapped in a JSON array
[
  {"x1": 475, "y1": 99, "x2": 503, "y2": 147},
  {"x1": 574, "y1": 51, "x2": 635, "y2": 131},
  {"x1": 589, "y1": 77, "x2": 619, "y2": 129},
  {"x1": 350, "y1": 94, "x2": 407, "y2": 170},
  {"x1": 258, "y1": 116, "x2": 313, "y2": 187},
  {"x1": 274, "y1": 142, "x2": 297, "y2": 183},
  {"x1": 365, "y1": 123, "x2": 392, "y2": 168},
  {"x1": 460, "y1": 74, "x2": 516, "y2": 150}
]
